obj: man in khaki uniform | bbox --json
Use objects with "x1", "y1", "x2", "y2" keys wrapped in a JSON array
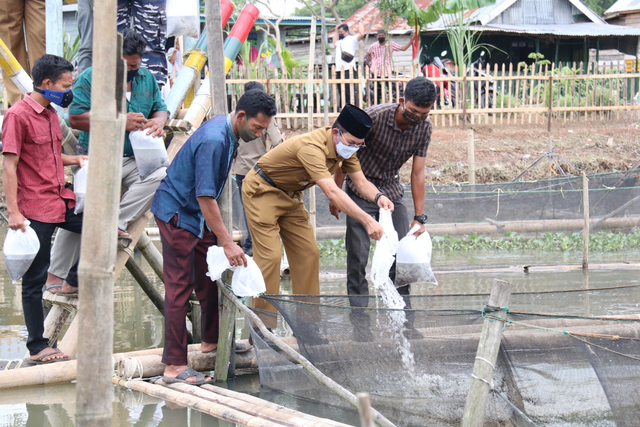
[{"x1": 242, "y1": 105, "x2": 393, "y2": 328}]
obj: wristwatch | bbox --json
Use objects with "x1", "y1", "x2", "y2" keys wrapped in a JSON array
[{"x1": 413, "y1": 214, "x2": 428, "y2": 224}]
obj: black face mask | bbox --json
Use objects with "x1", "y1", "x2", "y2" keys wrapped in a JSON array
[
  {"x1": 403, "y1": 107, "x2": 427, "y2": 127},
  {"x1": 127, "y1": 69, "x2": 139, "y2": 83},
  {"x1": 378, "y1": 37, "x2": 386, "y2": 43},
  {"x1": 338, "y1": 33, "x2": 345, "y2": 40}
]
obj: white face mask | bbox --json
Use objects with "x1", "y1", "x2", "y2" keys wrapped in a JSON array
[{"x1": 335, "y1": 131, "x2": 360, "y2": 159}]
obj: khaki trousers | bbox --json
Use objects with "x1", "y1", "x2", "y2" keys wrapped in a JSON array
[
  {"x1": 0, "y1": 0, "x2": 46, "y2": 105},
  {"x1": 48, "y1": 157, "x2": 165, "y2": 279},
  {"x1": 241, "y1": 169, "x2": 319, "y2": 328}
]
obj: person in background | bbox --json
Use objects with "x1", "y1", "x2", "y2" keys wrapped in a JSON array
[
  {"x1": 75, "y1": 0, "x2": 168, "y2": 90},
  {"x1": 234, "y1": 81, "x2": 284, "y2": 256},
  {"x1": 2, "y1": 54, "x2": 87, "y2": 363},
  {"x1": 331, "y1": 77, "x2": 436, "y2": 307},
  {"x1": 0, "y1": 0, "x2": 46, "y2": 105},
  {"x1": 151, "y1": 90, "x2": 276, "y2": 384},
  {"x1": 242, "y1": 104, "x2": 391, "y2": 329},
  {"x1": 166, "y1": 37, "x2": 183, "y2": 87},
  {"x1": 44, "y1": 29, "x2": 168, "y2": 292},
  {"x1": 333, "y1": 22, "x2": 365, "y2": 108},
  {"x1": 368, "y1": 29, "x2": 412, "y2": 103}
]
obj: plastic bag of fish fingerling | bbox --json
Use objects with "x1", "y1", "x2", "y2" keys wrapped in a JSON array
[
  {"x1": 370, "y1": 209, "x2": 398, "y2": 290},
  {"x1": 205, "y1": 246, "x2": 266, "y2": 297},
  {"x1": 3, "y1": 220, "x2": 40, "y2": 284},
  {"x1": 166, "y1": 0, "x2": 200, "y2": 38},
  {"x1": 395, "y1": 225, "x2": 437, "y2": 287},
  {"x1": 74, "y1": 161, "x2": 88, "y2": 214},
  {"x1": 129, "y1": 130, "x2": 170, "y2": 180}
]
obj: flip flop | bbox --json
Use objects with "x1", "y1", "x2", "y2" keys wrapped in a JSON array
[
  {"x1": 118, "y1": 232, "x2": 133, "y2": 249},
  {"x1": 29, "y1": 348, "x2": 69, "y2": 365},
  {"x1": 44, "y1": 283, "x2": 63, "y2": 294},
  {"x1": 162, "y1": 367, "x2": 213, "y2": 386},
  {"x1": 59, "y1": 286, "x2": 79, "y2": 298}
]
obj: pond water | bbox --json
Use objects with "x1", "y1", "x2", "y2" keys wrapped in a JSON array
[{"x1": 0, "y1": 223, "x2": 638, "y2": 426}]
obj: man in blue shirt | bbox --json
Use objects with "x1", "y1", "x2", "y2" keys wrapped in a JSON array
[{"x1": 151, "y1": 90, "x2": 276, "y2": 384}]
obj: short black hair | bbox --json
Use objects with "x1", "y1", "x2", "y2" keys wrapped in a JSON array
[
  {"x1": 236, "y1": 90, "x2": 277, "y2": 119},
  {"x1": 245, "y1": 81, "x2": 264, "y2": 92},
  {"x1": 331, "y1": 121, "x2": 347, "y2": 132},
  {"x1": 404, "y1": 77, "x2": 437, "y2": 107},
  {"x1": 32, "y1": 54, "x2": 74, "y2": 87},
  {"x1": 122, "y1": 29, "x2": 147, "y2": 57},
  {"x1": 338, "y1": 24, "x2": 349, "y2": 32}
]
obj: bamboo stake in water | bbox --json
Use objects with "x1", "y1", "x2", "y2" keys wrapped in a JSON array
[
  {"x1": 467, "y1": 129, "x2": 475, "y2": 185},
  {"x1": 582, "y1": 172, "x2": 589, "y2": 270},
  {"x1": 461, "y1": 279, "x2": 513, "y2": 426}
]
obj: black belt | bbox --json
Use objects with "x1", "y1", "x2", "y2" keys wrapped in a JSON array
[{"x1": 254, "y1": 164, "x2": 278, "y2": 189}]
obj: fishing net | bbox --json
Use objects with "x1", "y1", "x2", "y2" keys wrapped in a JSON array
[{"x1": 250, "y1": 288, "x2": 640, "y2": 426}]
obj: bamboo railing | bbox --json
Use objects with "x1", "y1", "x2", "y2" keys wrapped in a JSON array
[{"x1": 225, "y1": 61, "x2": 640, "y2": 129}]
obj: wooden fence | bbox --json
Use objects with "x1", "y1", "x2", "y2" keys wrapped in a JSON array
[{"x1": 224, "y1": 61, "x2": 640, "y2": 129}]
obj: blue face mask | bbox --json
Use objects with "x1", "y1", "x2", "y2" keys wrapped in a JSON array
[
  {"x1": 127, "y1": 69, "x2": 139, "y2": 83},
  {"x1": 34, "y1": 86, "x2": 74, "y2": 108},
  {"x1": 335, "y1": 130, "x2": 360, "y2": 159}
]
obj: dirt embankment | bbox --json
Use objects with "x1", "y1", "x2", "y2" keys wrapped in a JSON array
[{"x1": 418, "y1": 120, "x2": 640, "y2": 185}]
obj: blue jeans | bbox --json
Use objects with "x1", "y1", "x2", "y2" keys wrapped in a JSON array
[{"x1": 236, "y1": 174, "x2": 252, "y2": 249}]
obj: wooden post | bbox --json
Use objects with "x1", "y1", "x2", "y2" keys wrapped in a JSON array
[
  {"x1": 214, "y1": 281, "x2": 237, "y2": 381},
  {"x1": 547, "y1": 74, "x2": 553, "y2": 133},
  {"x1": 461, "y1": 279, "x2": 512, "y2": 427},
  {"x1": 125, "y1": 257, "x2": 164, "y2": 314},
  {"x1": 205, "y1": 0, "x2": 236, "y2": 383},
  {"x1": 467, "y1": 129, "x2": 475, "y2": 185},
  {"x1": 307, "y1": 20, "x2": 318, "y2": 236},
  {"x1": 582, "y1": 172, "x2": 589, "y2": 270},
  {"x1": 45, "y1": 0, "x2": 63, "y2": 56},
  {"x1": 462, "y1": 64, "x2": 467, "y2": 130},
  {"x1": 75, "y1": 0, "x2": 125, "y2": 424},
  {"x1": 320, "y1": 2, "x2": 329, "y2": 126},
  {"x1": 136, "y1": 232, "x2": 164, "y2": 282},
  {"x1": 357, "y1": 393, "x2": 375, "y2": 427}
]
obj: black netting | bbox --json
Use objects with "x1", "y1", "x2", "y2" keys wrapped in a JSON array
[{"x1": 250, "y1": 293, "x2": 640, "y2": 426}]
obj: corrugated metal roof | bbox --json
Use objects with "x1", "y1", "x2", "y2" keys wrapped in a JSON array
[
  {"x1": 342, "y1": 0, "x2": 606, "y2": 35},
  {"x1": 605, "y1": 0, "x2": 640, "y2": 15},
  {"x1": 463, "y1": 22, "x2": 640, "y2": 36}
]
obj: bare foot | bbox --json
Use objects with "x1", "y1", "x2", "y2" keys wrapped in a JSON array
[
  {"x1": 30, "y1": 347, "x2": 69, "y2": 363},
  {"x1": 163, "y1": 365, "x2": 211, "y2": 383},
  {"x1": 201, "y1": 342, "x2": 218, "y2": 353}
]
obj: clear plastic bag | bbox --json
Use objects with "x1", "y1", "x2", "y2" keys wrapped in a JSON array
[
  {"x1": 129, "y1": 130, "x2": 169, "y2": 180},
  {"x1": 74, "y1": 161, "x2": 88, "y2": 214},
  {"x1": 3, "y1": 220, "x2": 40, "y2": 284},
  {"x1": 206, "y1": 246, "x2": 266, "y2": 297},
  {"x1": 167, "y1": 0, "x2": 200, "y2": 38},
  {"x1": 395, "y1": 224, "x2": 437, "y2": 287}
]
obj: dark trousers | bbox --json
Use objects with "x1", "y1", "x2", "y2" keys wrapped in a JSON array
[
  {"x1": 156, "y1": 214, "x2": 219, "y2": 366},
  {"x1": 345, "y1": 186, "x2": 410, "y2": 307},
  {"x1": 24, "y1": 208, "x2": 83, "y2": 355},
  {"x1": 235, "y1": 174, "x2": 251, "y2": 249},
  {"x1": 337, "y1": 69, "x2": 358, "y2": 108}
]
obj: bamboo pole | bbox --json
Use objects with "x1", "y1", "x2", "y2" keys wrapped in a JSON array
[
  {"x1": 467, "y1": 129, "x2": 475, "y2": 185},
  {"x1": 125, "y1": 257, "x2": 164, "y2": 314},
  {"x1": 357, "y1": 393, "x2": 375, "y2": 427},
  {"x1": 461, "y1": 279, "x2": 512, "y2": 426},
  {"x1": 75, "y1": 0, "x2": 125, "y2": 424},
  {"x1": 217, "y1": 282, "x2": 395, "y2": 427},
  {"x1": 136, "y1": 232, "x2": 164, "y2": 282},
  {"x1": 582, "y1": 172, "x2": 589, "y2": 270},
  {"x1": 214, "y1": 287, "x2": 237, "y2": 382}
]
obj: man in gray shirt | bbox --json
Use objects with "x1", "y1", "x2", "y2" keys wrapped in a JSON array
[{"x1": 234, "y1": 81, "x2": 284, "y2": 255}]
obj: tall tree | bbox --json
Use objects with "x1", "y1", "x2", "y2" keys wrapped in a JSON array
[
  {"x1": 294, "y1": 0, "x2": 369, "y2": 21},
  {"x1": 583, "y1": 0, "x2": 617, "y2": 16}
]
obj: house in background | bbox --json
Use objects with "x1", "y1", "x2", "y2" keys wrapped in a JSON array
[
  {"x1": 341, "y1": 0, "x2": 640, "y2": 71},
  {"x1": 605, "y1": 0, "x2": 640, "y2": 26}
]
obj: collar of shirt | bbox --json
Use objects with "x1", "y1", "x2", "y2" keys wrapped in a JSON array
[
  {"x1": 23, "y1": 93, "x2": 53, "y2": 115},
  {"x1": 325, "y1": 127, "x2": 338, "y2": 159}
]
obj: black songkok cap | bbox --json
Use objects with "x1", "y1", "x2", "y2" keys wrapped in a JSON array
[{"x1": 337, "y1": 104, "x2": 373, "y2": 139}]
